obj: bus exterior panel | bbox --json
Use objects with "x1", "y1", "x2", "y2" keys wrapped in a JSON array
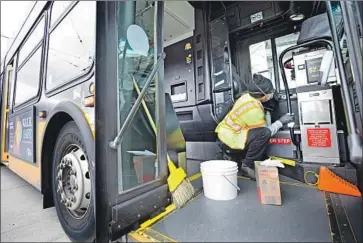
[{"x1": 1, "y1": 1, "x2": 97, "y2": 241}]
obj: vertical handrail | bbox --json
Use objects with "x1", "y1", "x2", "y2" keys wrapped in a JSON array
[
  {"x1": 326, "y1": 1, "x2": 362, "y2": 164},
  {"x1": 340, "y1": 0, "x2": 363, "y2": 123},
  {"x1": 325, "y1": 1, "x2": 358, "y2": 133},
  {"x1": 109, "y1": 52, "x2": 166, "y2": 149}
]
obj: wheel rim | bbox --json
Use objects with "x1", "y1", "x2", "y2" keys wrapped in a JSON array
[{"x1": 56, "y1": 144, "x2": 91, "y2": 219}]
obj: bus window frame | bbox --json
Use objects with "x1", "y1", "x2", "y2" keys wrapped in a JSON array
[
  {"x1": 44, "y1": 1, "x2": 95, "y2": 97},
  {"x1": 12, "y1": 14, "x2": 47, "y2": 112},
  {"x1": 49, "y1": 1, "x2": 74, "y2": 30}
]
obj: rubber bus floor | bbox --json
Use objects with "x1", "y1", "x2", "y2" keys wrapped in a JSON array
[{"x1": 145, "y1": 177, "x2": 361, "y2": 242}]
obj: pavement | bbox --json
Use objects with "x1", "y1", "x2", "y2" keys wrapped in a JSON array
[{"x1": 1, "y1": 165, "x2": 70, "y2": 242}]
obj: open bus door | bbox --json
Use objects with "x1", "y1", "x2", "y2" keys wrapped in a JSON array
[
  {"x1": 1, "y1": 62, "x2": 15, "y2": 165},
  {"x1": 95, "y1": 1, "x2": 169, "y2": 242}
]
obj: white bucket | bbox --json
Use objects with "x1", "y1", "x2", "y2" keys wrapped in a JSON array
[{"x1": 200, "y1": 160, "x2": 239, "y2": 201}]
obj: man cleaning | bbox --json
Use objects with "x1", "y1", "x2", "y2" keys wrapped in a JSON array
[{"x1": 215, "y1": 74, "x2": 294, "y2": 180}]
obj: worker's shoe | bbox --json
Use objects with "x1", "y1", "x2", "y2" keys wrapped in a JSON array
[{"x1": 240, "y1": 165, "x2": 256, "y2": 181}]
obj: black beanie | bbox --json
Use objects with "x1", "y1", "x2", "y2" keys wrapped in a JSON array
[{"x1": 248, "y1": 74, "x2": 274, "y2": 94}]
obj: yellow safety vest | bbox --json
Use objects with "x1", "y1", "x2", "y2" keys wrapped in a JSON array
[{"x1": 215, "y1": 93, "x2": 266, "y2": 150}]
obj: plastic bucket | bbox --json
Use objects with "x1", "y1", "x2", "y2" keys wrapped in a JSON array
[{"x1": 200, "y1": 160, "x2": 239, "y2": 201}]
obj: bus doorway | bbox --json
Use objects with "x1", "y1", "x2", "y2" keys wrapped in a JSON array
[{"x1": 1, "y1": 62, "x2": 15, "y2": 165}]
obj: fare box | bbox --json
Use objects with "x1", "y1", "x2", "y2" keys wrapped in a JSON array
[{"x1": 255, "y1": 161, "x2": 282, "y2": 206}]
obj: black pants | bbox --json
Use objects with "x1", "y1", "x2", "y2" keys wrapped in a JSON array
[{"x1": 241, "y1": 127, "x2": 271, "y2": 169}]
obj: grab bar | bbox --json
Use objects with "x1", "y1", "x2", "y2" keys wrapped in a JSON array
[{"x1": 109, "y1": 53, "x2": 166, "y2": 149}]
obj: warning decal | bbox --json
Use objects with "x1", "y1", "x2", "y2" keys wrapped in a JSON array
[
  {"x1": 307, "y1": 128, "x2": 332, "y2": 147},
  {"x1": 269, "y1": 138, "x2": 291, "y2": 145}
]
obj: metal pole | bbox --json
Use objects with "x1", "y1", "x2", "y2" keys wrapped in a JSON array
[
  {"x1": 109, "y1": 53, "x2": 166, "y2": 149},
  {"x1": 154, "y1": 1, "x2": 168, "y2": 179},
  {"x1": 326, "y1": 1, "x2": 357, "y2": 132},
  {"x1": 326, "y1": 1, "x2": 362, "y2": 164},
  {"x1": 340, "y1": 0, "x2": 363, "y2": 123},
  {"x1": 353, "y1": 1, "x2": 363, "y2": 54}
]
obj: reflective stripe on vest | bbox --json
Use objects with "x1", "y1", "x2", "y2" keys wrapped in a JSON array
[{"x1": 226, "y1": 101, "x2": 263, "y2": 131}]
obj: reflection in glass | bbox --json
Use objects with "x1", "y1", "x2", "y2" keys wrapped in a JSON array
[
  {"x1": 46, "y1": 2, "x2": 95, "y2": 91},
  {"x1": 15, "y1": 47, "x2": 42, "y2": 106},
  {"x1": 18, "y1": 18, "x2": 45, "y2": 66},
  {"x1": 50, "y1": 1, "x2": 73, "y2": 27},
  {"x1": 275, "y1": 32, "x2": 300, "y2": 90},
  {"x1": 249, "y1": 39, "x2": 274, "y2": 87},
  {"x1": 117, "y1": 1, "x2": 158, "y2": 192},
  {"x1": 210, "y1": 18, "x2": 231, "y2": 90}
]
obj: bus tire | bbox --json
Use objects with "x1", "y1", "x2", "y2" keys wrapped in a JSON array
[{"x1": 52, "y1": 121, "x2": 95, "y2": 242}]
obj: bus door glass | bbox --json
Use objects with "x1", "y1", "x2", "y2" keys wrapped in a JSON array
[
  {"x1": 1, "y1": 64, "x2": 14, "y2": 163},
  {"x1": 117, "y1": 0, "x2": 160, "y2": 192},
  {"x1": 209, "y1": 17, "x2": 234, "y2": 122}
]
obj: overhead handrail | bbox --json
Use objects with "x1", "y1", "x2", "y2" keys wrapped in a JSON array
[{"x1": 109, "y1": 52, "x2": 166, "y2": 149}]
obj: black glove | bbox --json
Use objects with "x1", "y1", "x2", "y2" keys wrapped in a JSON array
[{"x1": 279, "y1": 113, "x2": 295, "y2": 125}]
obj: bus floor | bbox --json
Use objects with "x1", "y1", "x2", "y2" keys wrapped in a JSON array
[
  {"x1": 130, "y1": 176, "x2": 362, "y2": 242},
  {"x1": 0, "y1": 165, "x2": 70, "y2": 242}
]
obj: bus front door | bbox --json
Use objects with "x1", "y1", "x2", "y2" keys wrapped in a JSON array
[
  {"x1": 1, "y1": 64, "x2": 14, "y2": 165},
  {"x1": 95, "y1": 1, "x2": 169, "y2": 242}
]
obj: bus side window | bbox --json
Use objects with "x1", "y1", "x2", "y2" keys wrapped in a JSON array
[
  {"x1": 14, "y1": 48, "x2": 43, "y2": 107},
  {"x1": 50, "y1": 1, "x2": 72, "y2": 28},
  {"x1": 46, "y1": 1, "x2": 96, "y2": 92},
  {"x1": 14, "y1": 16, "x2": 45, "y2": 107}
]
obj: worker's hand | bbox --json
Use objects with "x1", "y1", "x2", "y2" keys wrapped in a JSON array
[{"x1": 279, "y1": 113, "x2": 295, "y2": 125}]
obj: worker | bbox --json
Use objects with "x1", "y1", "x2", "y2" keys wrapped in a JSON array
[{"x1": 215, "y1": 74, "x2": 294, "y2": 179}]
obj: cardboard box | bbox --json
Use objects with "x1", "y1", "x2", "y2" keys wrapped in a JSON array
[{"x1": 255, "y1": 161, "x2": 282, "y2": 205}]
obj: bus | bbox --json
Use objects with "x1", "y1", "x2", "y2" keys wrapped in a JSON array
[{"x1": 1, "y1": 1, "x2": 362, "y2": 242}]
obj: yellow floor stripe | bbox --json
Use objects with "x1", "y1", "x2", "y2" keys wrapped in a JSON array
[
  {"x1": 280, "y1": 180, "x2": 317, "y2": 189},
  {"x1": 128, "y1": 230, "x2": 158, "y2": 242},
  {"x1": 139, "y1": 204, "x2": 176, "y2": 230},
  {"x1": 147, "y1": 227, "x2": 178, "y2": 242},
  {"x1": 324, "y1": 193, "x2": 335, "y2": 243}
]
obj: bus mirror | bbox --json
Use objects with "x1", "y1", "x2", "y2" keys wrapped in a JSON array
[{"x1": 127, "y1": 25, "x2": 149, "y2": 56}]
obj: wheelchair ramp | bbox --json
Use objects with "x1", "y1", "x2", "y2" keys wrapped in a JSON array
[{"x1": 142, "y1": 177, "x2": 361, "y2": 242}]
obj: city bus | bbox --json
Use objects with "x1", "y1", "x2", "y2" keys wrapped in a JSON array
[{"x1": 1, "y1": 1, "x2": 362, "y2": 242}]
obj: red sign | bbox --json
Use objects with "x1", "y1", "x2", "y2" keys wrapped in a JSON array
[
  {"x1": 307, "y1": 128, "x2": 332, "y2": 147},
  {"x1": 269, "y1": 138, "x2": 292, "y2": 145}
]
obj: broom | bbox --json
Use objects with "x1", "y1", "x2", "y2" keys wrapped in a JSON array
[{"x1": 132, "y1": 77, "x2": 195, "y2": 208}]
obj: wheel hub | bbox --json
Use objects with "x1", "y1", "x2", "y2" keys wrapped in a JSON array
[{"x1": 56, "y1": 145, "x2": 91, "y2": 219}]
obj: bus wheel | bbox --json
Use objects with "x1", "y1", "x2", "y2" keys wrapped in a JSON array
[{"x1": 52, "y1": 121, "x2": 95, "y2": 242}]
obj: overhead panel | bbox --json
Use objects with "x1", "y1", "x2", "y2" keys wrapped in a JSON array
[{"x1": 164, "y1": 1, "x2": 195, "y2": 47}]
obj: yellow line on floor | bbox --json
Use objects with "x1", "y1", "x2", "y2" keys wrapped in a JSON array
[
  {"x1": 139, "y1": 204, "x2": 176, "y2": 230},
  {"x1": 128, "y1": 230, "x2": 158, "y2": 242},
  {"x1": 147, "y1": 227, "x2": 178, "y2": 242},
  {"x1": 324, "y1": 192, "x2": 335, "y2": 243}
]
